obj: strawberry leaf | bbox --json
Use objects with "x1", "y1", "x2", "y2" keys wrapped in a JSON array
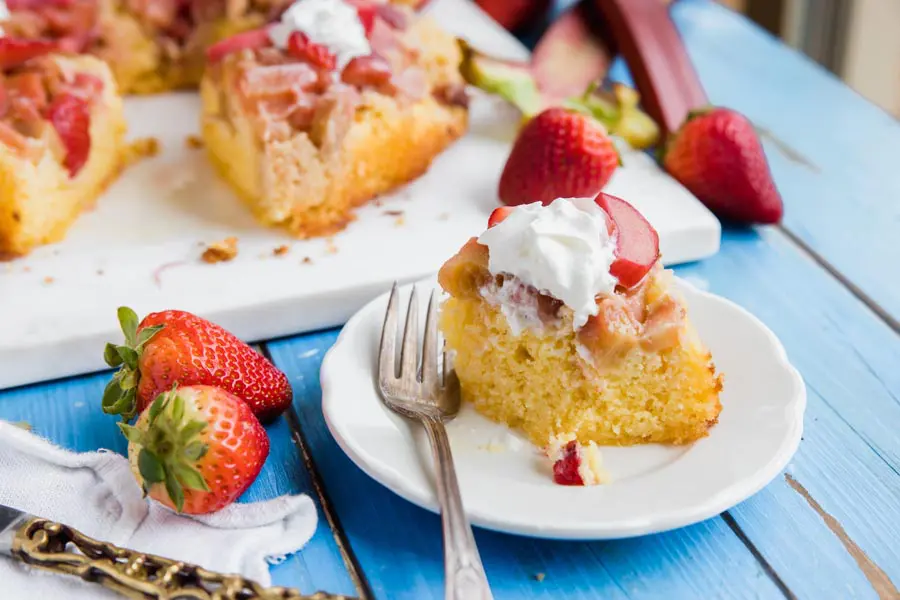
[
  {"x1": 148, "y1": 393, "x2": 168, "y2": 424},
  {"x1": 117, "y1": 422, "x2": 143, "y2": 445},
  {"x1": 183, "y1": 441, "x2": 208, "y2": 462},
  {"x1": 103, "y1": 343, "x2": 123, "y2": 367},
  {"x1": 179, "y1": 421, "x2": 206, "y2": 445},
  {"x1": 138, "y1": 449, "x2": 165, "y2": 484},
  {"x1": 101, "y1": 378, "x2": 124, "y2": 410},
  {"x1": 116, "y1": 346, "x2": 139, "y2": 371},
  {"x1": 136, "y1": 324, "x2": 164, "y2": 348},
  {"x1": 119, "y1": 369, "x2": 136, "y2": 391},
  {"x1": 117, "y1": 306, "x2": 139, "y2": 346},
  {"x1": 164, "y1": 469, "x2": 185, "y2": 513},
  {"x1": 171, "y1": 393, "x2": 185, "y2": 424},
  {"x1": 173, "y1": 464, "x2": 209, "y2": 492}
]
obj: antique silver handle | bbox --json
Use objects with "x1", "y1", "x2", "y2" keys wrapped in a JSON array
[{"x1": 423, "y1": 417, "x2": 494, "y2": 600}]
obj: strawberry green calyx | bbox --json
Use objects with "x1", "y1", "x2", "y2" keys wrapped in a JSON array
[
  {"x1": 102, "y1": 306, "x2": 164, "y2": 421},
  {"x1": 118, "y1": 388, "x2": 209, "y2": 513},
  {"x1": 458, "y1": 39, "x2": 544, "y2": 119}
]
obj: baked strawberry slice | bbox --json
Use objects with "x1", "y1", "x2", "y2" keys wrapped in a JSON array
[
  {"x1": 0, "y1": 38, "x2": 58, "y2": 70},
  {"x1": 341, "y1": 54, "x2": 392, "y2": 88},
  {"x1": 595, "y1": 193, "x2": 660, "y2": 289},
  {"x1": 206, "y1": 27, "x2": 272, "y2": 64},
  {"x1": 552, "y1": 440, "x2": 584, "y2": 485},
  {"x1": 498, "y1": 107, "x2": 620, "y2": 207},
  {"x1": 45, "y1": 92, "x2": 91, "y2": 177},
  {"x1": 287, "y1": 31, "x2": 336, "y2": 71}
]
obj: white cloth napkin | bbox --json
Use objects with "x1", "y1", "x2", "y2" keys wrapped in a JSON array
[{"x1": 0, "y1": 420, "x2": 318, "y2": 599}]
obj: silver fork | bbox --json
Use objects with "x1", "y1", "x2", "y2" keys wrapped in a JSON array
[{"x1": 378, "y1": 283, "x2": 494, "y2": 600}]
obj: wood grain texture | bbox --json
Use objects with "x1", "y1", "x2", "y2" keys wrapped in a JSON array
[
  {"x1": 663, "y1": 0, "x2": 900, "y2": 323},
  {"x1": 266, "y1": 332, "x2": 784, "y2": 600},
  {"x1": 0, "y1": 370, "x2": 358, "y2": 597}
]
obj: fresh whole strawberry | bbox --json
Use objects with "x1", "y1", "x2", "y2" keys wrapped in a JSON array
[
  {"x1": 119, "y1": 385, "x2": 270, "y2": 514},
  {"x1": 103, "y1": 307, "x2": 292, "y2": 423},
  {"x1": 498, "y1": 107, "x2": 620, "y2": 207},
  {"x1": 45, "y1": 92, "x2": 91, "y2": 177},
  {"x1": 662, "y1": 107, "x2": 783, "y2": 224}
]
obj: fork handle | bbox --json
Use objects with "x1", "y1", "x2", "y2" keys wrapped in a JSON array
[{"x1": 423, "y1": 417, "x2": 494, "y2": 600}]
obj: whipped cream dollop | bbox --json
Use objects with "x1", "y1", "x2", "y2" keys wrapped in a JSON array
[
  {"x1": 477, "y1": 197, "x2": 618, "y2": 329},
  {"x1": 268, "y1": 0, "x2": 371, "y2": 70}
]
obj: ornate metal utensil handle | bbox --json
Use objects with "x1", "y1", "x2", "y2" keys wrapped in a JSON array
[{"x1": 11, "y1": 518, "x2": 356, "y2": 600}]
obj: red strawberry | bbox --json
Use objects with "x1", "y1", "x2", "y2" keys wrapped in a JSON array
[
  {"x1": 206, "y1": 27, "x2": 272, "y2": 64},
  {"x1": 595, "y1": 193, "x2": 660, "y2": 289},
  {"x1": 662, "y1": 107, "x2": 783, "y2": 224},
  {"x1": 45, "y1": 92, "x2": 90, "y2": 177},
  {"x1": 119, "y1": 385, "x2": 269, "y2": 515},
  {"x1": 487, "y1": 206, "x2": 515, "y2": 228},
  {"x1": 552, "y1": 440, "x2": 584, "y2": 485},
  {"x1": 354, "y1": 2, "x2": 378, "y2": 35},
  {"x1": 475, "y1": 0, "x2": 551, "y2": 31},
  {"x1": 0, "y1": 38, "x2": 58, "y2": 70},
  {"x1": 287, "y1": 32, "x2": 336, "y2": 71},
  {"x1": 498, "y1": 107, "x2": 619, "y2": 206},
  {"x1": 102, "y1": 307, "x2": 292, "y2": 423}
]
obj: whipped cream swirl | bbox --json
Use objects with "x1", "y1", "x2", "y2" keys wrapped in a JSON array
[
  {"x1": 268, "y1": 0, "x2": 371, "y2": 70},
  {"x1": 477, "y1": 197, "x2": 618, "y2": 329}
]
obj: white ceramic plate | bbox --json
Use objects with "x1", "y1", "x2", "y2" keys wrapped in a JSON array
[{"x1": 321, "y1": 278, "x2": 806, "y2": 540}]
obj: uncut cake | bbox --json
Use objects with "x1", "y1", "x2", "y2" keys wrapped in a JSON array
[{"x1": 438, "y1": 194, "x2": 723, "y2": 485}]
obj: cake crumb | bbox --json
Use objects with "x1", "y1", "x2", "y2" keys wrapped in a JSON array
[
  {"x1": 534, "y1": 573, "x2": 545, "y2": 582},
  {"x1": 123, "y1": 137, "x2": 160, "y2": 167},
  {"x1": 302, "y1": 257, "x2": 313, "y2": 265},
  {"x1": 96, "y1": 269, "x2": 105, "y2": 276},
  {"x1": 394, "y1": 216, "x2": 405, "y2": 227},
  {"x1": 273, "y1": 245, "x2": 290, "y2": 256},
  {"x1": 23, "y1": 266, "x2": 31, "y2": 273},
  {"x1": 202, "y1": 237, "x2": 239, "y2": 263},
  {"x1": 437, "y1": 212, "x2": 450, "y2": 221},
  {"x1": 185, "y1": 135, "x2": 204, "y2": 149},
  {"x1": 384, "y1": 210, "x2": 404, "y2": 217},
  {"x1": 373, "y1": 198, "x2": 384, "y2": 207},
  {"x1": 43, "y1": 276, "x2": 54, "y2": 284},
  {"x1": 325, "y1": 238, "x2": 338, "y2": 254}
]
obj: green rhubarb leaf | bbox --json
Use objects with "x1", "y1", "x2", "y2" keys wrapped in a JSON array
[
  {"x1": 117, "y1": 307, "x2": 139, "y2": 347},
  {"x1": 138, "y1": 449, "x2": 165, "y2": 484},
  {"x1": 104, "y1": 343, "x2": 124, "y2": 368}
]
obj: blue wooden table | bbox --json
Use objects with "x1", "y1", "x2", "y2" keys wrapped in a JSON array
[{"x1": 3, "y1": 1, "x2": 899, "y2": 598}]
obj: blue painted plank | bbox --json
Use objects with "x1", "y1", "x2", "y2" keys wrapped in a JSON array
[
  {"x1": 674, "y1": 227, "x2": 900, "y2": 598},
  {"x1": 666, "y1": 0, "x2": 900, "y2": 321},
  {"x1": 0, "y1": 371, "x2": 357, "y2": 597},
  {"x1": 267, "y1": 332, "x2": 784, "y2": 600}
]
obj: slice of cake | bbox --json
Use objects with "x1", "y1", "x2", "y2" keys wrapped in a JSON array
[
  {"x1": 0, "y1": 38, "x2": 127, "y2": 257},
  {"x1": 199, "y1": 0, "x2": 468, "y2": 238},
  {"x1": 438, "y1": 195, "x2": 723, "y2": 481},
  {"x1": 3, "y1": 0, "x2": 297, "y2": 94}
]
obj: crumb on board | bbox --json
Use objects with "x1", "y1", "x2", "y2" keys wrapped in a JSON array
[
  {"x1": 394, "y1": 216, "x2": 405, "y2": 227},
  {"x1": 302, "y1": 257, "x2": 313, "y2": 265},
  {"x1": 384, "y1": 210, "x2": 404, "y2": 217},
  {"x1": 43, "y1": 276, "x2": 54, "y2": 284},
  {"x1": 438, "y1": 212, "x2": 450, "y2": 221},
  {"x1": 273, "y1": 245, "x2": 290, "y2": 256},
  {"x1": 185, "y1": 134, "x2": 204, "y2": 149},
  {"x1": 325, "y1": 238, "x2": 338, "y2": 254},
  {"x1": 534, "y1": 573, "x2": 545, "y2": 583},
  {"x1": 201, "y1": 237, "x2": 239, "y2": 263},
  {"x1": 23, "y1": 266, "x2": 31, "y2": 273},
  {"x1": 96, "y1": 269, "x2": 104, "y2": 276},
  {"x1": 373, "y1": 198, "x2": 384, "y2": 207},
  {"x1": 123, "y1": 137, "x2": 160, "y2": 167}
]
